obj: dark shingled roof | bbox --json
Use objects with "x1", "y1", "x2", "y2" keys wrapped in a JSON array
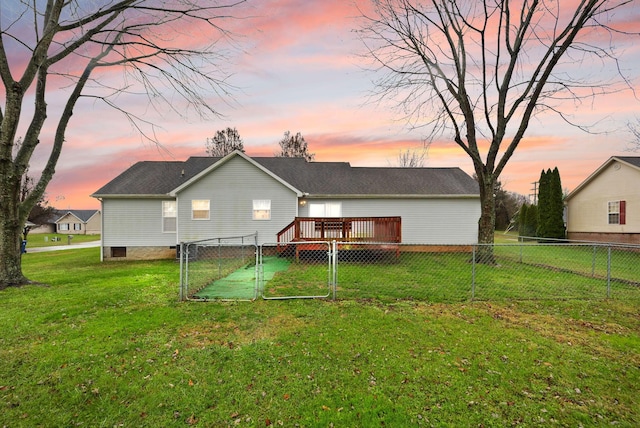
[
  {"x1": 92, "y1": 154, "x2": 479, "y2": 197},
  {"x1": 56, "y1": 210, "x2": 99, "y2": 222},
  {"x1": 616, "y1": 156, "x2": 640, "y2": 168}
]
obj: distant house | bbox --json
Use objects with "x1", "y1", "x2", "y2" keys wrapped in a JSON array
[
  {"x1": 55, "y1": 210, "x2": 101, "y2": 235},
  {"x1": 27, "y1": 211, "x2": 58, "y2": 234},
  {"x1": 92, "y1": 151, "x2": 480, "y2": 260},
  {"x1": 566, "y1": 156, "x2": 640, "y2": 244}
]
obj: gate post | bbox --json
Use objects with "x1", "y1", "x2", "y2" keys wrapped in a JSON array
[
  {"x1": 332, "y1": 240, "x2": 337, "y2": 300},
  {"x1": 179, "y1": 242, "x2": 185, "y2": 301}
]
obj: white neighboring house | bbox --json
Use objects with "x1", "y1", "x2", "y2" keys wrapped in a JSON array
[
  {"x1": 566, "y1": 156, "x2": 640, "y2": 244},
  {"x1": 92, "y1": 151, "x2": 481, "y2": 260}
]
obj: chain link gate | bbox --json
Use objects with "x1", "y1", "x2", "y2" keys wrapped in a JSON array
[
  {"x1": 258, "y1": 241, "x2": 336, "y2": 300},
  {"x1": 179, "y1": 233, "x2": 259, "y2": 301}
]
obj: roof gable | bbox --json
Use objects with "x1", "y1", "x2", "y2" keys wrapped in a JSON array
[
  {"x1": 56, "y1": 210, "x2": 100, "y2": 223},
  {"x1": 567, "y1": 156, "x2": 640, "y2": 200},
  {"x1": 170, "y1": 151, "x2": 303, "y2": 196}
]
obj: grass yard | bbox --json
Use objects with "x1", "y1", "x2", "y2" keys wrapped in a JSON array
[
  {"x1": 25, "y1": 233, "x2": 101, "y2": 248},
  {"x1": 0, "y1": 247, "x2": 638, "y2": 426}
]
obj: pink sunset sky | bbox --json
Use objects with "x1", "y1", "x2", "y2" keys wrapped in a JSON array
[{"x1": 7, "y1": 1, "x2": 640, "y2": 210}]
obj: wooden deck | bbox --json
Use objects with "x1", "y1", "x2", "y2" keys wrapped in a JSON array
[{"x1": 277, "y1": 217, "x2": 401, "y2": 258}]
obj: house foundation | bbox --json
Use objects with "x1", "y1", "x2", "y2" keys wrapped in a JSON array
[
  {"x1": 567, "y1": 232, "x2": 640, "y2": 245},
  {"x1": 103, "y1": 246, "x2": 176, "y2": 260}
]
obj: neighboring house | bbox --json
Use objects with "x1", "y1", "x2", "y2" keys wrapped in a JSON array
[
  {"x1": 55, "y1": 210, "x2": 102, "y2": 235},
  {"x1": 92, "y1": 151, "x2": 480, "y2": 260},
  {"x1": 566, "y1": 156, "x2": 640, "y2": 244},
  {"x1": 27, "y1": 211, "x2": 58, "y2": 234}
]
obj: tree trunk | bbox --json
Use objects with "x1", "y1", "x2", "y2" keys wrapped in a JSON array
[
  {"x1": 0, "y1": 181, "x2": 28, "y2": 288},
  {"x1": 476, "y1": 175, "x2": 496, "y2": 264}
]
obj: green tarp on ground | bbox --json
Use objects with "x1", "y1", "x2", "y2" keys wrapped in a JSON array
[{"x1": 194, "y1": 256, "x2": 290, "y2": 300}]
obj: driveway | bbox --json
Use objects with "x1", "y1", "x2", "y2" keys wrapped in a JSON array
[{"x1": 25, "y1": 241, "x2": 101, "y2": 253}]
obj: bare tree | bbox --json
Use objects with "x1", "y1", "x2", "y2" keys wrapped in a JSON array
[
  {"x1": 628, "y1": 118, "x2": 640, "y2": 150},
  {"x1": 358, "y1": 0, "x2": 637, "y2": 261},
  {"x1": 205, "y1": 127, "x2": 245, "y2": 156},
  {"x1": 396, "y1": 147, "x2": 427, "y2": 167},
  {"x1": 0, "y1": 1, "x2": 247, "y2": 288},
  {"x1": 275, "y1": 131, "x2": 315, "y2": 162}
]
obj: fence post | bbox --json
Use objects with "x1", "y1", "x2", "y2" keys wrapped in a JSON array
[
  {"x1": 256, "y1": 245, "x2": 262, "y2": 299},
  {"x1": 471, "y1": 245, "x2": 476, "y2": 301},
  {"x1": 332, "y1": 240, "x2": 337, "y2": 300},
  {"x1": 592, "y1": 245, "x2": 597, "y2": 277},
  {"x1": 519, "y1": 240, "x2": 523, "y2": 264},
  {"x1": 607, "y1": 245, "x2": 611, "y2": 298},
  {"x1": 217, "y1": 238, "x2": 222, "y2": 278},
  {"x1": 179, "y1": 242, "x2": 185, "y2": 301}
]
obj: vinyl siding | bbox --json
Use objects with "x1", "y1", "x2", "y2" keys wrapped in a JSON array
[
  {"x1": 55, "y1": 213, "x2": 79, "y2": 234},
  {"x1": 177, "y1": 155, "x2": 298, "y2": 244},
  {"x1": 299, "y1": 197, "x2": 480, "y2": 244},
  {"x1": 102, "y1": 199, "x2": 177, "y2": 246},
  {"x1": 567, "y1": 161, "x2": 640, "y2": 234},
  {"x1": 85, "y1": 213, "x2": 101, "y2": 235}
]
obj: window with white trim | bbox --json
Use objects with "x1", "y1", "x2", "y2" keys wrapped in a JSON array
[
  {"x1": 253, "y1": 199, "x2": 271, "y2": 220},
  {"x1": 309, "y1": 202, "x2": 342, "y2": 217},
  {"x1": 192, "y1": 200, "x2": 210, "y2": 220},
  {"x1": 73, "y1": 223, "x2": 82, "y2": 231},
  {"x1": 163, "y1": 201, "x2": 177, "y2": 232},
  {"x1": 608, "y1": 200, "x2": 626, "y2": 225},
  {"x1": 59, "y1": 223, "x2": 69, "y2": 231}
]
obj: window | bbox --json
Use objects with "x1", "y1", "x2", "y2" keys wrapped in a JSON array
[
  {"x1": 608, "y1": 201, "x2": 626, "y2": 225},
  {"x1": 253, "y1": 199, "x2": 271, "y2": 220},
  {"x1": 163, "y1": 201, "x2": 177, "y2": 232},
  {"x1": 192, "y1": 200, "x2": 210, "y2": 220},
  {"x1": 73, "y1": 223, "x2": 82, "y2": 231},
  {"x1": 309, "y1": 202, "x2": 342, "y2": 217},
  {"x1": 111, "y1": 247, "x2": 126, "y2": 258},
  {"x1": 59, "y1": 223, "x2": 69, "y2": 231}
]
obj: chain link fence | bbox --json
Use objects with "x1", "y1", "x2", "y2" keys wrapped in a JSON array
[
  {"x1": 179, "y1": 233, "x2": 258, "y2": 301},
  {"x1": 180, "y1": 238, "x2": 640, "y2": 302}
]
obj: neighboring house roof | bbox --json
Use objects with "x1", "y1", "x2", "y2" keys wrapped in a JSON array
[
  {"x1": 92, "y1": 151, "x2": 479, "y2": 198},
  {"x1": 566, "y1": 156, "x2": 640, "y2": 201},
  {"x1": 55, "y1": 210, "x2": 100, "y2": 223},
  {"x1": 30, "y1": 209, "x2": 63, "y2": 226}
]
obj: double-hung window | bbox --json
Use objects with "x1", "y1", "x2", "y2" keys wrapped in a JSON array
[
  {"x1": 608, "y1": 201, "x2": 626, "y2": 225},
  {"x1": 192, "y1": 200, "x2": 210, "y2": 220},
  {"x1": 73, "y1": 223, "x2": 82, "y2": 231},
  {"x1": 163, "y1": 201, "x2": 177, "y2": 232},
  {"x1": 59, "y1": 223, "x2": 69, "y2": 231},
  {"x1": 253, "y1": 199, "x2": 271, "y2": 220}
]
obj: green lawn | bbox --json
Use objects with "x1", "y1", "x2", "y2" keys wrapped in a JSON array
[
  {"x1": 25, "y1": 233, "x2": 100, "y2": 248},
  {"x1": 0, "y1": 247, "x2": 638, "y2": 426}
]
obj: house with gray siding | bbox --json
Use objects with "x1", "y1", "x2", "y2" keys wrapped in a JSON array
[{"x1": 92, "y1": 151, "x2": 480, "y2": 260}]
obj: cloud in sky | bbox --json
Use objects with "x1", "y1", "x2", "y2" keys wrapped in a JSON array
[{"x1": 5, "y1": 0, "x2": 639, "y2": 209}]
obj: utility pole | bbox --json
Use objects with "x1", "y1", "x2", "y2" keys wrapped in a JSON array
[{"x1": 530, "y1": 181, "x2": 538, "y2": 205}]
